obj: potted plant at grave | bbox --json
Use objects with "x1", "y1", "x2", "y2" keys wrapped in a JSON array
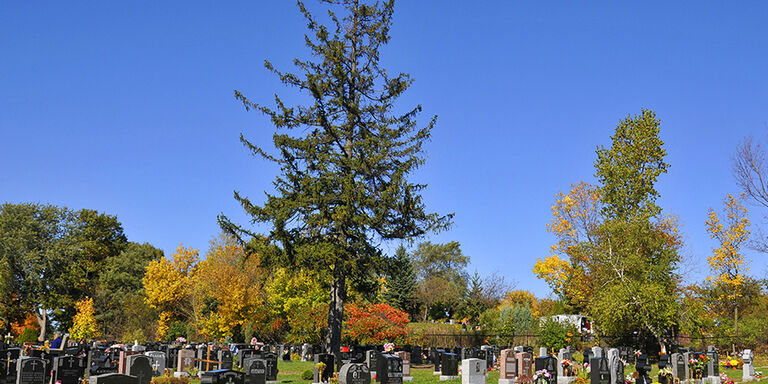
[
  {"x1": 534, "y1": 369, "x2": 553, "y2": 384},
  {"x1": 658, "y1": 367, "x2": 673, "y2": 384},
  {"x1": 562, "y1": 359, "x2": 575, "y2": 376},
  {"x1": 688, "y1": 354, "x2": 709, "y2": 380}
]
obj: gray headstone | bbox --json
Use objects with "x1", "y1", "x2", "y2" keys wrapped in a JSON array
[
  {"x1": 339, "y1": 363, "x2": 371, "y2": 384},
  {"x1": 17, "y1": 358, "x2": 45, "y2": 384},
  {"x1": 88, "y1": 373, "x2": 139, "y2": 384},
  {"x1": 144, "y1": 352, "x2": 166, "y2": 377},
  {"x1": 125, "y1": 355, "x2": 152, "y2": 384}
]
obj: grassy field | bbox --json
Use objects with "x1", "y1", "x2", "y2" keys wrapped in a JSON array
[{"x1": 184, "y1": 358, "x2": 768, "y2": 384}]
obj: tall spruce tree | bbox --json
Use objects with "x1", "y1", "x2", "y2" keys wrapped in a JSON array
[
  {"x1": 220, "y1": 0, "x2": 451, "y2": 354},
  {"x1": 382, "y1": 246, "x2": 418, "y2": 318}
]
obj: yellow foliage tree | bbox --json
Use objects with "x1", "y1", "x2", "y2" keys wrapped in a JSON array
[
  {"x1": 705, "y1": 193, "x2": 750, "y2": 340},
  {"x1": 143, "y1": 245, "x2": 198, "y2": 340},
  {"x1": 193, "y1": 234, "x2": 264, "y2": 341},
  {"x1": 499, "y1": 290, "x2": 540, "y2": 316},
  {"x1": 70, "y1": 297, "x2": 98, "y2": 341},
  {"x1": 533, "y1": 181, "x2": 601, "y2": 311}
]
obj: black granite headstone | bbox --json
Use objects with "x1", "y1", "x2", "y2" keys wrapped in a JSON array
[
  {"x1": 17, "y1": 358, "x2": 45, "y2": 384},
  {"x1": 54, "y1": 356, "x2": 85, "y2": 384},
  {"x1": 375, "y1": 354, "x2": 402, "y2": 384}
]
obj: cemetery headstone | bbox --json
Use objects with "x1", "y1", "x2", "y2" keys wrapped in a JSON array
[
  {"x1": 263, "y1": 353, "x2": 278, "y2": 382},
  {"x1": 177, "y1": 349, "x2": 195, "y2": 373},
  {"x1": 516, "y1": 352, "x2": 534, "y2": 384},
  {"x1": 534, "y1": 356, "x2": 557, "y2": 384},
  {"x1": 200, "y1": 370, "x2": 245, "y2": 384},
  {"x1": 607, "y1": 349, "x2": 622, "y2": 384},
  {"x1": 16, "y1": 358, "x2": 45, "y2": 384},
  {"x1": 125, "y1": 355, "x2": 152, "y2": 384},
  {"x1": 635, "y1": 354, "x2": 651, "y2": 384},
  {"x1": 539, "y1": 348, "x2": 548, "y2": 358},
  {"x1": 376, "y1": 354, "x2": 403, "y2": 384},
  {"x1": 429, "y1": 349, "x2": 441, "y2": 374},
  {"x1": 591, "y1": 348, "x2": 602, "y2": 359},
  {"x1": 394, "y1": 352, "x2": 411, "y2": 381},
  {"x1": 143, "y1": 351, "x2": 166, "y2": 377},
  {"x1": 439, "y1": 353, "x2": 459, "y2": 381},
  {"x1": 54, "y1": 356, "x2": 85, "y2": 384},
  {"x1": 557, "y1": 348, "x2": 576, "y2": 384},
  {"x1": 88, "y1": 373, "x2": 139, "y2": 384},
  {"x1": 742, "y1": 350, "x2": 756, "y2": 382},
  {"x1": 706, "y1": 347, "x2": 720, "y2": 384},
  {"x1": 118, "y1": 351, "x2": 139, "y2": 375},
  {"x1": 499, "y1": 349, "x2": 517, "y2": 384},
  {"x1": 339, "y1": 363, "x2": 371, "y2": 384},
  {"x1": 589, "y1": 357, "x2": 609, "y2": 384},
  {"x1": 244, "y1": 358, "x2": 266, "y2": 384},
  {"x1": 302, "y1": 345, "x2": 312, "y2": 362},
  {"x1": 314, "y1": 354, "x2": 335, "y2": 384},
  {"x1": 366, "y1": 351, "x2": 380, "y2": 375},
  {"x1": 411, "y1": 347, "x2": 422, "y2": 365},
  {"x1": 218, "y1": 350, "x2": 233, "y2": 371},
  {"x1": 461, "y1": 358, "x2": 486, "y2": 384}
]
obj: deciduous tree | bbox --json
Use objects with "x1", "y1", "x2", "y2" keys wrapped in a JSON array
[{"x1": 705, "y1": 193, "x2": 751, "y2": 347}]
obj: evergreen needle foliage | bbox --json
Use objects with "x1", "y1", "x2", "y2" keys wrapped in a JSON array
[{"x1": 219, "y1": 0, "x2": 451, "y2": 354}]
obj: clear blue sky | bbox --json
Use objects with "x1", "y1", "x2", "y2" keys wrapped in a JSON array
[{"x1": 2, "y1": 2, "x2": 768, "y2": 297}]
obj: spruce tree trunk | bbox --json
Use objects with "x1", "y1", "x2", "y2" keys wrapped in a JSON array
[{"x1": 326, "y1": 271, "x2": 346, "y2": 355}]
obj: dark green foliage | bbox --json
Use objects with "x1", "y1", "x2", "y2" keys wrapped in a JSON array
[
  {"x1": 94, "y1": 242, "x2": 163, "y2": 338},
  {"x1": 301, "y1": 370, "x2": 314, "y2": 381},
  {"x1": 220, "y1": 0, "x2": 450, "y2": 353},
  {"x1": 595, "y1": 108, "x2": 669, "y2": 220},
  {"x1": 382, "y1": 246, "x2": 418, "y2": 318},
  {"x1": 412, "y1": 241, "x2": 468, "y2": 320},
  {"x1": 167, "y1": 321, "x2": 190, "y2": 341}
]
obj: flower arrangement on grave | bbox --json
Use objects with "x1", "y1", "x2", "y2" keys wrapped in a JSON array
[
  {"x1": 720, "y1": 372, "x2": 735, "y2": 384},
  {"x1": 533, "y1": 369, "x2": 552, "y2": 384},
  {"x1": 721, "y1": 358, "x2": 742, "y2": 369},
  {"x1": 624, "y1": 374, "x2": 633, "y2": 384},
  {"x1": 384, "y1": 342, "x2": 395, "y2": 353},
  {"x1": 562, "y1": 359, "x2": 575, "y2": 376},
  {"x1": 176, "y1": 337, "x2": 186, "y2": 344},
  {"x1": 658, "y1": 367, "x2": 673, "y2": 384},
  {"x1": 688, "y1": 354, "x2": 709, "y2": 379}
]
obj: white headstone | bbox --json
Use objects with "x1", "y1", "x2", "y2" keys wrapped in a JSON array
[{"x1": 461, "y1": 358, "x2": 486, "y2": 384}]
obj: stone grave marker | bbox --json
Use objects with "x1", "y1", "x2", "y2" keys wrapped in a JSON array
[
  {"x1": 461, "y1": 358, "x2": 485, "y2": 384},
  {"x1": 244, "y1": 358, "x2": 266, "y2": 384},
  {"x1": 118, "y1": 351, "x2": 139, "y2": 375},
  {"x1": 301, "y1": 345, "x2": 311, "y2": 362},
  {"x1": 706, "y1": 347, "x2": 720, "y2": 384},
  {"x1": 54, "y1": 356, "x2": 85, "y2": 384},
  {"x1": 218, "y1": 350, "x2": 233, "y2": 371},
  {"x1": 499, "y1": 349, "x2": 517, "y2": 384},
  {"x1": 125, "y1": 355, "x2": 152, "y2": 384},
  {"x1": 742, "y1": 350, "x2": 756, "y2": 382},
  {"x1": 429, "y1": 349, "x2": 441, "y2": 374},
  {"x1": 376, "y1": 354, "x2": 403, "y2": 384},
  {"x1": 394, "y1": 352, "x2": 410, "y2": 381},
  {"x1": 591, "y1": 347, "x2": 602, "y2": 359},
  {"x1": 635, "y1": 354, "x2": 651, "y2": 384},
  {"x1": 16, "y1": 358, "x2": 45, "y2": 384},
  {"x1": 439, "y1": 353, "x2": 459, "y2": 380},
  {"x1": 88, "y1": 373, "x2": 139, "y2": 384},
  {"x1": 606, "y1": 349, "x2": 621, "y2": 384},
  {"x1": 365, "y1": 351, "x2": 380, "y2": 375},
  {"x1": 516, "y1": 352, "x2": 533, "y2": 384},
  {"x1": 263, "y1": 353, "x2": 278, "y2": 382},
  {"x1": 200, "y1": 370, "x2": 244, "y2": 384},
  {"x1": 238, "y1": 349, "x2": 259, "y2": 369},
  {"x1": 411, "y1": 347, "x2": 422, "y2": 365},
  {"x1": 177, "y1": 349, "x2": 195, "y2": 373},
  {"x1": 539, "y1": 348, "x2": 548, "y2": 358},
  {"x1": 313, "y1": 353, "x2": 335, "y2": 384},
  {"x1": 534, "y1": 356, "x2": 557, "y2": 384},
  {"x1": 339, "y1": 363, "x2": 371, "y2": 384},
  {"x1": 589, "y1": 357, "x2": 609, "y2": 384},
  {"x1": 143, "y1": 351, "x2": 166, "y2": 377}
]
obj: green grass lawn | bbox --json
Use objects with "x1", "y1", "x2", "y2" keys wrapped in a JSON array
[{"x1": 185, "y1": 358, "x2": 768, "y2": 384}]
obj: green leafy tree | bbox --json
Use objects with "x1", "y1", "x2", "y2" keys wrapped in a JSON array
[
  {"x1": 412, "y1": 241, "x2": 468, "y2": 320},
  {"x1": 220, "y1": 0, "x2": 451, "y2": 354},
  {"x1": 590, "y1": 109, "x2": 681, "y2": 346},
  {"x1": 382, "y1": 246, "x2": 418, "y2": 318},
  {"x1": 0, "y1": 203, "x2": 74, "y2": 340},
  {"x1": 94, "y1": 242, "x2": 163, "y2": 338}
]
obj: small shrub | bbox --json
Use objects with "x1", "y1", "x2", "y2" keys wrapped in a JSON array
[
  {"x1": 302, "y1": 370, "x2": 314, "y2": 381},
  {"x1": 18, "y1": 328, "x2": 38, "y2": 343},
  {"x1": 151, "y1": 376, "x2": 190, "y2": 384},
  {"x1": 291, "y1": 353, "x2": 301, "y2": 361}
]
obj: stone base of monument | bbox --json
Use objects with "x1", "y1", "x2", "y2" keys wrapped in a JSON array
[
  {"x1": 557, "y1": 376, "x2": 577, "y2": 384},
  {"x1": 499, "y1": 379, "x2": 516, "y2": 384},
  {"x1": 433, "y1": 371, "x2": 442, "y2": 375},
  {"x1": 267, "y1": 381, "x2": 281, "y2": 384},
  {"x1": 440, "y1": 375, "x2": 459, "y2": 381},
  {"x1": 403, "y1": 377, "x2": 414, "y2": 381},
  {"x1": 173, "y1": 372, "x2": 189, "y2": 378},
  {"x1": 703, "y1": 377, "x2": 721, "y2": 384}
]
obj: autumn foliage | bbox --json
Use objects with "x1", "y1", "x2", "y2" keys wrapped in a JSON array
[
  {"x1": 70, "y1": 297, "x2": 98, "y2": 340},
  {"x1": 344, "y1": 303, "x2": 409, "y2": 344}
]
